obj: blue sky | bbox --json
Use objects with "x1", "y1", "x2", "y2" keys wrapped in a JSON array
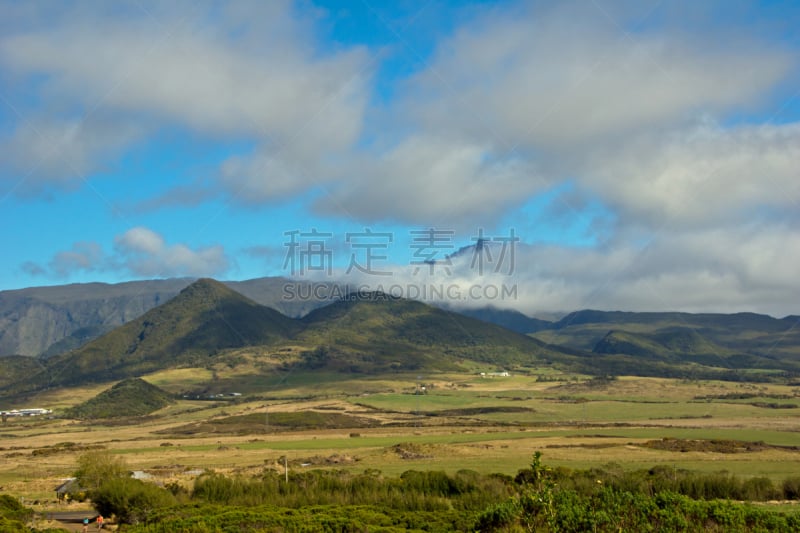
[{"x1": 1, "y1": 0, "x2": 799, "y2": 315}]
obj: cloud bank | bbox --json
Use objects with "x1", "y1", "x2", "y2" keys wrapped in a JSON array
[
  {"x1": 25, "y1": 227, "x2": 230, "y2": 280},
  {"x1": 3, "y1": 1, "x2": 798, "y2": 314}
]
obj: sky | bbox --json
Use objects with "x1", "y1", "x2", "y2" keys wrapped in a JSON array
[{"x1": 1, "y1": 0, "x2": 799, "y2": 316}]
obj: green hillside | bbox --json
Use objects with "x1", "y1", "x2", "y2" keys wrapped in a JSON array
[
  {"x1": 3, "y1": 281, "x2": 798, "y2": 399},
  {"x1": 553, "y1": 310, "x2": 790, "y2": 331},
  {"x1": 39, "y1": 324, "x2": 117, "y2": 359},
  {"x1": 0, "y1": 356, "x2": 44, "y2": 390},
  {"x1": 2, "y1": 284, "x2": 583, "y2": 397},
  {"x1": 37, "y1": 279, "x2": 301, "y2": 388},
  {"x1": 547, "y1": 311, "x2": 800, "y2": 358},
  {"x1": 534, "y1": 311, "x2": 800, "y2": 378},
  {"x1": 296, "y1": 292, "x2": 570, "y2": 372},
  {"x1": 593, "y1": 330, "x2": 681, "y2": 360},
  {"x1": 449, "y1": 306, "x2": 552, "y2": 334},
  {"x1": 593, "y1": 328, "x2": 734, "y2": 361},
  {"x1": 67, "y1": 377, "x2": 174, "y2": 419}
]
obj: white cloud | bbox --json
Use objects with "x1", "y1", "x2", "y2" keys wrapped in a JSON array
[
  {"x1": 316, "y1": 136, "x2": 545, "y2": 226},
  {"x1": 48, "y1": 242, "x2": 105, "y2": 279},
  {"x1": 580, "y1": 121, "x2": 800, "y2": 229},
  {"x1": 23, "y1": 228, "x2": 230, "y2": 280},
  {"x1": 115, "y1": 227, "x2": 165, "y2": 256},
  {"x1": 405, "y1": 2, "x2": 791, "y2": 149},
  {"x1": 331, "y1": 220, "x2": 800, "y2": 317},
  {"x1": 489, "y1": 225, "x2": 800, "y2": 317},
  {"x1": 20, "y1": 261, "x2": 46, "y2": 277},
  {"x1": 306, "y1": 0, "x2": 795, "y2": 228},
  {"x1": 1, "y1": 2, "x2": 368, "y2": 142},
  {"x1": 219, "y1": 148, "x2": 325, "y2": 204},
  {"x1": 0, "y1": 0, "x2": 369, "y2": 194},
  {"x1": 18, "y1": 242, "x2": 104, "y2": 280},
  {"x1": 4, "y1": 1, "x2": 799, "y2": 315},
  {"x1": 114, "y1": 227, "x2": 230, "y2": 278},
  {"x1": 0, "y1": 116, "x2": 142, "y2": 193}
]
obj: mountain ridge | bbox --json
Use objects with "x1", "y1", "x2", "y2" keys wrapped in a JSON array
[
  {"x1": 3, "y1": 278, "x2": 795, "y2": 360},
  {"x1": 1, "y1": 281, "x2": 574, "y2": 396},
  {"x1": 1, "y1": 279, "x2": 798, "y2": 399},
  {"x1": 33, "y1": 279, "x2": 299, "y2": 390}
]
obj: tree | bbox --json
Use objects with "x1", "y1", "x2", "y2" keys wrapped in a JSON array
[
  {"x1": 91, "y1": 477, "x2": 176, "y2": 525},
  {"x1": 74, "y1": 450, "x2": 129, "y2": 492},
  {"x1": 518, "y1": 451, "x2": 556, "y2": 532}
]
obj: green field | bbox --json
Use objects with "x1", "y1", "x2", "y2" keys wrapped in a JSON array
[{"x1": 2, "y1": 371, "x2": 799, "y2": 498}]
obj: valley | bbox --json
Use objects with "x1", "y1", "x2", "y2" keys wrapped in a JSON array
[
  {"x1": 1, "y1": 279, "x2": 799, "y2": 530},
  {"x1": 3, "y1": 371, "x2": 800, "y2": 512}
]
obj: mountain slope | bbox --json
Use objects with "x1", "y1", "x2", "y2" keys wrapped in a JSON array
[
  {"x1": 3, "y1": 280, "x2": 798, "y2": 398},
  {"x1": 553, "y1": 310, "x2": 792, "y2": 334},
  {"x1": 3, "y1": 287, "x2": 581, "y2": 396},
  {"x1": 297, "y1": 293, "x2": 570, "y2": 372},
  {"x1": 0, "y1": 356, "x2": 45, "y2": 390},
  {"x1": 593, "y1": 328, "x2": 734, "y2": 360},
  {"x1": 67, "y1": 377, "x2": 174, "y2": 419},
  {"x1": 37, "y1": 279, "x2": 300, "y2": 388},
  {"x1": 0, "y1": 277, "x2": 341, "y2": 358},
  {"x1": 455, "y1": 306, "x2": 552, "y2": 334},
  {"x1": 0, "y1": 279, "x2": 191, "y2": 356},
  {"x1": 534, "y1": 310, "x2": 800, "y2": 375}
]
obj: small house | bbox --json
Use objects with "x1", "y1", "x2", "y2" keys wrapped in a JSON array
[{"x1": 55, "y1": 478, "x2": 84, "y2": 502}]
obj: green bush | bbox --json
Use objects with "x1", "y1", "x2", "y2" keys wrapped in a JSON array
[
  {"x1": 474, "y1": 498, "x2": 520, "y2": 531},
  {"x1": 0, "y1": 494, "x2": 31, "y2": 524},
  {"x1": 125, "y1": 504, "x2": 472, "y2": 532},
  {"x1": 78, "y1": 455, "x2": 800, "y2": 532},
  {"x1": 92, "y1": 477, "x2": 176, "y2": 525},
  {"x1": 741, "y1": 476, "x2": 780, "y2": 501},
  {"x1": 0, "y1": 516, "x2": 28, "y2": 533},
  {"x1": 192, "y1": 468, "x2": 512, "y2": 512},
  {"x1": 783, "y1": 476, "x2": 800, "y2": 500},
  {"x1": 0, "y1": 495, "x2": 68, "y2": 533},
  {"x1": 74, "y1": 450, "x2": 129, "y2": 492}
]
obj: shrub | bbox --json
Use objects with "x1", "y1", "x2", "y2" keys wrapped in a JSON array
[
  {"x1": 741, "y1": 477, "x2": 779, "y2": 501},
  {"x1": 784, "y1": 476, "x2": 800, "y2": 500},
  {"x1": 0, "y1": 515, "x2": 28, "y2": 532},
  {"x1": 0, "y1": 494, "x2": 31, "y2": 524},
  {"x1": 74, "y1": 450, "x2": 129, "y2": 491},
  {"x1": 92, "y1": 477, "x2": 176, "y2": 525},
  {"x1": 474, "y1": 498, "x2": 520, "y2": 531}
]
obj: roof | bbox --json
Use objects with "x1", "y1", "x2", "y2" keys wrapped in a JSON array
[{"x1": 54, "y1": 478, "x2": 81, "y2": 493}]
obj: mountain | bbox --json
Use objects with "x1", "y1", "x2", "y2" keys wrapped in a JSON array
[
  {"x1": 39, "y1": 324, "x2": 118, "y2": 359},
  {"x1": 226, "y1": 278, "x2": 339, "y2": 318},
  {"x1": 0, "y1": 277, "x2": 551, "y2": 359},
  {"x1": 533, "y1": 310, "x2": 800, "y2": 376},
  {"x1": 0, "y1": 277, "x2": 334, "y2": 358},
  {"x1": 2, "y1": 285, "x2": 580, "y2": 396},
  {"x1": 454, "y1": 307, "x2": 552, "y2": 334},
  {"x1": 296, "y1": 292, "x2": 569, "y2": 373},
  {"x1": 2, "y1": 278, "x2": 799, "y2": 397},
  {"x1": 592, "y1": 329, "x2": 734, "y2": 361},
  {"x1": 0, "y1": 356, "x2": 44, "y2": 390},
  {"x1": 0, "y1": 279, "x2": 192, "y2": 356},
  {"x1": 553, "y1": 310, "x2": 792, "y2": 332},
  {"x1": 34, "y1": 279, "x2": 300, "y2": 389},
  {"x1": 67, "y1": 377, "x2": 174, "y2": 419}
]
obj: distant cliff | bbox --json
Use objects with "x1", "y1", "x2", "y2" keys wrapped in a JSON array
[{"x1": 0, "y1": 280, "x2": 191, "y2": 356}]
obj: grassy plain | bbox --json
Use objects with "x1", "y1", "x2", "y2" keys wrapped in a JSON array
[{"x1": 2, "y1": 369, "x2": 799, "y2": 506}]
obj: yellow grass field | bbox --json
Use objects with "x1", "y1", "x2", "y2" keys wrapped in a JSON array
[{"x1": 2, "y1": 370, "x2": 799, "y2": 506}]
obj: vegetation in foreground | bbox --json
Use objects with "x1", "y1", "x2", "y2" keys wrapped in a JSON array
[
  {"x1": 2, "y1": 370, "x2": 799, "y2": 531},
  {"x1": 39, "y1": 451, "x2": 796, "y2": 532},
  {"x1": 0, "y1": 494, "x2": 64, "y2": 532}
]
